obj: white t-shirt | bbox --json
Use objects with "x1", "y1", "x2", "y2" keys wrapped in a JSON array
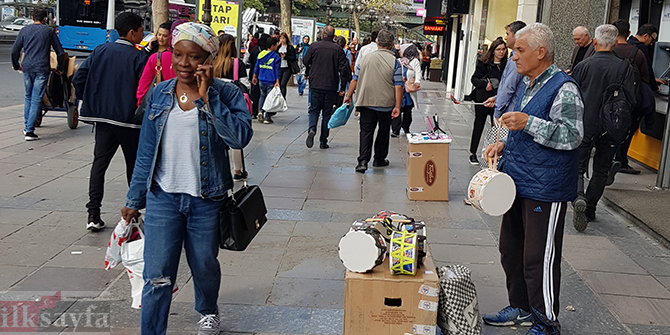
[
  {"x1": 154, "y1": 104, "x2": 201, "y2": 197},
  {"x1": 279, "y1": 45, "x2": 288, "y2": 68}
]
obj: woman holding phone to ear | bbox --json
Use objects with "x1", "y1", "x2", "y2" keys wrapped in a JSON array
[{"x1": 121, "y1": 23, "x2": 253, "y2": 335}]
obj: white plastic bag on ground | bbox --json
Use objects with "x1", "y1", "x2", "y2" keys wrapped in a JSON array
[
  {"x1": 262, "y1": 86, "x2": 288, "y2": 113},
  {"x1": 105, "y1": 218, "x2": 134, "y2": 270}
]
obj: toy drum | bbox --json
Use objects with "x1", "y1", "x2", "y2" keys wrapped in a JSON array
[
  {"x1": 400, "y1": 222, "x2": 426, "y2": 263},
  {"x1": 389, "y1": 230, "x2": 418, "y2": 275},
  {"x1": 468, "y1": 168, "x2": 516, "y2": 216},
  {"x1": 338, "y1": 228, "x2": 387, "y2": 273}
]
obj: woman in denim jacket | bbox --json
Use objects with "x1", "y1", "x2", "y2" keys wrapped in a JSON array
[{"x1": 121, "y1": 23, "x2": 253, "y2": 335}]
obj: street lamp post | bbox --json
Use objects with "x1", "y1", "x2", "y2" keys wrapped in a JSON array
[
  {"x1": 326, "y1": 0, "x2": 333, "y2": 25},
  {"x1": 202, "y1": 0, "x2": 212, "y2": 26},
  {"x1": 368, "y1": 8, "x2": 376, "y2": 31}
]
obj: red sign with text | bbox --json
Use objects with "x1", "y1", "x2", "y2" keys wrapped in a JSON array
[{"x1": 424, "y1": 25, "x2": 445, "y2": 35}]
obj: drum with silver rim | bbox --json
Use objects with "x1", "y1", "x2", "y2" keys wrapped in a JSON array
[
  {"x1": 468, "y1": 168, "x2": 516, "y2": 216},
  {"x1": 338, "y1": 228, "x2": 387, "y2": 273}
]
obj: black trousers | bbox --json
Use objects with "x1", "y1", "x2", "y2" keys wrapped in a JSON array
[
  {"x1": 279, "y1": 67, "x2": 292, "y2": 99},
  {"x1": 391, "y1": 104, "x2": 413, "y2": 135},
  {"x1": 614, "y1": 115, "x2": 641, "y2": 167},
  {"x1": 250, "y1": 82, "x2": 260, "y2": 116},
  {"x1": 357, "y1": 107, "x2": 392, "y2": 163},
  {"x1": 421, "y1": 61, "x2": 430, "y2": 79},
  {"x1": 578, "y1": 136, "x2": 618, "y2": 217},
  {"x1": 86, "y1": 122, "x2": 140, "y2": 214},
  {"x1": 500, "y1": 197, "x2": 566, "y2": 332},
  {"x1": 469, "y1": 105, "x2": 494, "y2": 155}
]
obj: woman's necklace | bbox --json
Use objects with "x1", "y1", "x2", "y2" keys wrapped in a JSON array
[{"x1": 179, "y1": 92, "x2": 188, "y2": 103}]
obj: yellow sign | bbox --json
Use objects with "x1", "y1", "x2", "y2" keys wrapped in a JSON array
[
  {"x1": 334, "y1": 28, "x2": 350, "y2": 39},
  {"x1": 198, "y1": 1, "x2": 239, "y2": 37}
]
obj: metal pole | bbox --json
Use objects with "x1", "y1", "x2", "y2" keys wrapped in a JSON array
[
  {"x1": 237, "y1": 0, "x2": 243, "y2": 56},
  {"x1": 203, "y1": 0, "x2": 212, "y2": 26},
  {"x1": 655, "y1": 96, "x2": 670, "y2": 189}
]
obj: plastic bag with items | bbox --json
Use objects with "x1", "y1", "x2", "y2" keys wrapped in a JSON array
[
  {"x1": 262, "y1": 86, "x2": 288, "y2": 113},
  {"x1": 328, "y1": 100, "x2": 355, "y2": 129},
  {"x1": 105, "y1": 217, "x2": 143, "y2": 270}
]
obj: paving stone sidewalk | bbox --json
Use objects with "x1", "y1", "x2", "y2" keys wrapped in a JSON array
[{"x1": 0, "y1": 81, "x2": 669, "y2": 334}]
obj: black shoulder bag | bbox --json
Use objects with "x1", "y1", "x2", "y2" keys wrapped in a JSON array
[
  {"x1": 219, "y1": 148, "x2": 268, "y2": 251},
  {"x1": 134, "y1": 52, "x2": 162, "y2": 123}
]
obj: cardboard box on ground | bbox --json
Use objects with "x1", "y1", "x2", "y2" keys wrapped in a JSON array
[
  {"x1": 344, "y1": 253, "x2": 440, "y2": 335},
  {"x1": 406, "y1": 136, "x2": 450, "y2": 201}
]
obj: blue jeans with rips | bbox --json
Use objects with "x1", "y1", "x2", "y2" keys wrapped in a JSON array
[
  {"x1": 23, "y1": 72, "x2": 48, "y2": 133},
  {"x1": 140, "y1": 186, "x2": 221, "y2": 335}
]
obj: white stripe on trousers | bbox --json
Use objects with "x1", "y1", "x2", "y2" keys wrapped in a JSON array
[{"x1": 542, "y1": 202, "x2": 560, "y2": 321}]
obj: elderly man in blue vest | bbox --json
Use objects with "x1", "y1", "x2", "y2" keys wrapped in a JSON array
[{"x1": 483, "y1": 23, "x2": 584, "y2": 335}]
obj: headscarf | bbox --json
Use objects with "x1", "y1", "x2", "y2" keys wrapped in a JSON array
[
  {"x1": 171, "y1": 22, "x2": 220, "y2": 58},
  {"x1": 299, "y1": 35, "x2": 311, "y2": 59},
  {"x1": 399, "y1": 43, "x2": 420, "y2": 67},
  {"x1": 167, "y1": 19, "x2": 188, "y2": 49}
]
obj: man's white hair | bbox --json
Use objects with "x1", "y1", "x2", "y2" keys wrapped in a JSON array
[
  {"x1": 573, "y1": 26, "x2": 589, "y2": 36},
  {"x1": 516, "y1": 23, "x2": 555, "y2": 61},
  {"x1": 594, "y1": 24, "x2": 618, "y2": 49}
]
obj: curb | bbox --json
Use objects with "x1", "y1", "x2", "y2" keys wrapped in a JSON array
[{"x1": 602, "y1": 195, "x2": 670, "y2": 249}]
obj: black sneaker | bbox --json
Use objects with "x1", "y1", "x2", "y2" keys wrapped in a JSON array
[
  {"x1": 606, "y1": 161, "x2": 621, "y2": 186},
  {"x1": 390, "y1": 132, "x2": 399, "y2": 138},
  {"x1": 573, "y1": 197, "x2": 588, "y2": 232},
  {"x1": 233, "y1": 171, "x2": 248, "y2": 181},
  {"x1": 320, "y1": 143, "x2": 329, "y2": 149},
  {"x1": 87, "y1": 213, "x2": 105, "y2": 231},
  {"x1": 469, "y1": 154, "x2": 479, "y2": 165},
  {"x1": 618, "y1": 165, "x2": 641, "y2": 175},
  {"x1": 355, "y1": 160, "x2": 368, "y2": 173},
  {"x1": 306, "y1": 130, "x2": 316, "y2": 148},
  {"x1": 372, "y1": 159, "x2": 389, "y2": 167},
  {"x1": 24, "y1": 132, "x2": 39, "y2": 141},
  {"x1": 263, "y1": 116, "x2": 273, "y2": 124}
]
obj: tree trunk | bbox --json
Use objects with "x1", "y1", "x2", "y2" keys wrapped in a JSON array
[
  {"x1": 353, "y1": 11, "x2": 360, "y2": 40},
  {"x1": 152, "y1": 0, "x2": 169, "y2": 33},
  {"x1": 280, "y1": 0, "x2": 292, "y2": 38}
]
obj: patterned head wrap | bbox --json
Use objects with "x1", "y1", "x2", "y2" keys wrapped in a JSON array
[{"x1": 171, "y1": 22, "x2": 220, "y2": 58}]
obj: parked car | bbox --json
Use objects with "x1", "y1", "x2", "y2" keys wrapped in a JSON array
[
  {"x1": 0, "y1": 17, "x2": 18, "y2": 29},
  {"x1": 3, "y1": 18, "x2": 33, "y2": 32}
]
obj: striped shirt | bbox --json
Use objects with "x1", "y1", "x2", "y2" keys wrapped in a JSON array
[{"x1": 521, "y1": 64, "x2": 584, "y2": 151}]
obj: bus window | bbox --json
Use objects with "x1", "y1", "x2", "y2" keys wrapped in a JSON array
[{"x1": 59, "y1": 0, "x2": 107, "y2": 28}]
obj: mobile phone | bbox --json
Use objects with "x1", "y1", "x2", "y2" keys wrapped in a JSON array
[{"x1": 196, "y1": 55, "x2": 214, "y2": 88}]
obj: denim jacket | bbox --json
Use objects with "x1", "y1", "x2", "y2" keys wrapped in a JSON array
[{"x1": 125, "y1": 78, "x2": 253, "y2": 210}]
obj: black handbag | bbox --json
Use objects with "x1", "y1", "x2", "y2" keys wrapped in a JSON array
[{"x1": 218, "y1": 149, "x2": 268, "y2": 251}]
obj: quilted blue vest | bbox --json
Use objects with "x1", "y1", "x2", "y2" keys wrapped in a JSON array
[{"x1": 502, "y1": 71, "x2": 579, "y2": 203}]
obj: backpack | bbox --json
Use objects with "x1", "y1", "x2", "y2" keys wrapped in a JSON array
[{"x1": 599, "y1": 55, "x2": 634, "y2": 143}]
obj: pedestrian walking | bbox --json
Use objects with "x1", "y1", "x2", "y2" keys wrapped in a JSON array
[
  {"x1": 72, "y1": 12, "x2": 147, "y2": 231},
  {"x1": 614, "y1": 23, "x2": 664, "y2": 175},
  {"x1": 483, "y1": 21, "x2": 526, "y2": 119},
  {"x1": 565, "y1": 26, "x2": 595, "y2": 74},
  {"x1": 213, "y1": 34, "x2": 249, "y2": 181},
  {"x1": 469, "y1": 37, "x2": 507, "y2": 165},
  {"x1": 122, "y1": 22, "x2": 253, "y2": 335},
  {"x1": 355, "y1": 31, "x2": 378, "y2": 68},
  {"x1": 10, "y1": 8, "x2": 65, "y2": 141},
  {"x1": 335, "y1": 35, "x2": 352, "y2": 108},
  {"x1": 248, "y1": 33, "x2": 269, "y2": 119},
  {"x1": 252, "y1": 36, "x2": 280, "y2": 124},
  {"x1": 482, "y1": 23, "x2": 584, "y2": 335},
  {"x1": 343, "y1": 30, "x2": 402, "y2": 173},
  {"x1": 302, "y1": 26, "x2": 351, "y2": 149},
  {"x1": 142, "y1": 20, "x2": 172, "y2": 57},
  {"x1": 571, "y1": 24, "x2": 636, "y2": 232},
  {"x1": 296, "y1": 35, "x2": 311, "y2": 96},
  {"x1": 421, "y1": 43, "x2": 431, "y2": 80},
  {"x1": 137, "y1": 21, "x2": 177, "y2": 104},
  {"x1": 349, "y1": 41, "x2": 358, "y2": 72},
  {"x1": 391, "y1": 43, "x2": 422, "y2": 137},
  {"x1": 278, "y1": 32, "x2": 298, "y2": 100}
]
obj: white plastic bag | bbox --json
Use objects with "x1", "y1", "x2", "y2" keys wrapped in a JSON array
[
  {"x1": 105, "y1": 218, "x2": 134, "y2": 270},
  {"x1": 121, "y1": 222, "x2": 144, "y2": 309},
  {"x1": 262, "y1": 86, "x2": 288, "y2": 113}
]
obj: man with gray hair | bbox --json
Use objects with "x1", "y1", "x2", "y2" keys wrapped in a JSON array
[
  {"x1": 344, "y1": 30, "x2": 402, "y2": 173},
  {"x1": 566, "y1": 26, "x2": 595, "y2": 74},
  {"x1": 482, "y1": 23, "x2": 584, "y2": 335},
  {"x1": 570, "y1": 24, "x2": 635, "y2": 232}
]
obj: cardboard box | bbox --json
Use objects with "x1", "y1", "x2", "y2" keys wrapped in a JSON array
[
  {"x1": 344, "y1": 254, "x2": 440, "y2": 335},
  {"x1": 406, "y1": 137, "x2": 450, "y2": 201}
]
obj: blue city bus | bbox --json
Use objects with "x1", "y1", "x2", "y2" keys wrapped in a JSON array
[{"x1": 56, "y1": 0, "x2": 149, "y2": 51}]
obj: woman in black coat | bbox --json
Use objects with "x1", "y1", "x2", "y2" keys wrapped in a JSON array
[
  {"x1": 469, "y1": 37, "x2": 507, "y2": 165},
  {"x1": 278, "y1": 32, "x2": 299, "y2": 100}
]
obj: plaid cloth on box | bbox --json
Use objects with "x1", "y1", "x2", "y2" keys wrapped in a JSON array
[{"x1": 437, "y1": 265, "x2": 481, "y2": 335}]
